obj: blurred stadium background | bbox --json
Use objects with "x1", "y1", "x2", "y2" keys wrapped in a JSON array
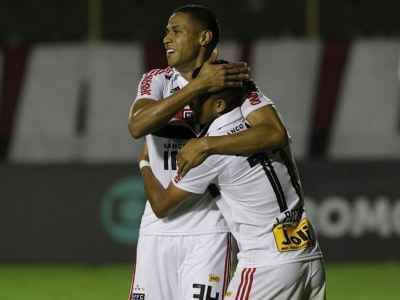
[{"x1": 1, "y1": 0, "x2": 400, "y2": 299}]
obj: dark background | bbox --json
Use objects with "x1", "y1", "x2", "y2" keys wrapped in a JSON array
[
  {"x1": 1, "y1": 0, "x2": 400, "y2": 263},
  {"x1": 1, "y1": 0, "x2": 400, "y2": 42}
]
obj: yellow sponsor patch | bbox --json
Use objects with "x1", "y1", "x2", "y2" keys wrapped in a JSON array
[
  {"x1": 273, "y1": 218, "x2": 315, "y2": 252},
  {"x1": 225, "y1": 291, "x2": 233, "y2": 297},
  {"x1": 208, "y1": 274, "x2": 220, "y2": 282}
]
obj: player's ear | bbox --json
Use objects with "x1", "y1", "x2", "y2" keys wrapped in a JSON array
[
  {"x1": 199, "y1": 30, "x2": 213, "y2": 47},
  {"x1": 214, "y1": 98, "x2": 226, "y2": 114}
]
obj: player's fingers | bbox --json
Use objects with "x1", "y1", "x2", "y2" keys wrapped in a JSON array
[
  {"x1": 177, "y1": 157, "x2": 187, "y2": 177},
  {"x1": 177, "y1": 161, "x2": 184, "y2": 176},
  {"x1": 225, "y1": 74, "x2": 250, "y2": 81},
  {"x1": 223, "y1": 62, "x2": 248, "y2": 70},
  {"x1": 206, "y1": 48, "x2": 219, "y2": 64},
  {"x1": 224, "y1": 66, "x2": 250, "y2": 75},
  {"x1": 179, "y1": 162, "x2": 190, "y2": 177},
  {"x1": 224, "y1": 81, "x2": 243, "y2": 88},
  {"x1": 176, "y1": 154, "x2": 183, "y2": 168}
]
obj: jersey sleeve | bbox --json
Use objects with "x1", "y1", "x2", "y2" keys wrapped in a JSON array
[
  {"x1": 134, "y1": 69, "x2": 166, "y2": 102},
  {"x1": 172, "y1": 157, "x2": 221, "y2": 194},
  {"x1": 241, "y1": 89, "x2": 274, "y2": 118}
]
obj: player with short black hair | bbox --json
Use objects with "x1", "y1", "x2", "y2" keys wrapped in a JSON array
[
  {"x1": 173, "y1": 4, "x2": 220, "y2": 51},
  {"x1": 138, "y1": 77, "x2": 326, "y2": 300},
  {"x1": 128, "y1": 5, "x2": 289, "y2": 300}
]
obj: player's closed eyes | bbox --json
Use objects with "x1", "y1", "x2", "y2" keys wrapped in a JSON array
[{"x1": 164, "y1": 29, "x2": 181, "y2": 39}]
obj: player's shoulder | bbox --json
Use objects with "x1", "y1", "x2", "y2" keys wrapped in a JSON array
[
  {"x1": 141, "y1": 66, "x2": 174, "y2": 79},
  {"x1": 138, "y1": 67, "x2": 174, "y2": 97},
  {"x1": 241, "y1": 86, "x2": 274, "y2": 118}
]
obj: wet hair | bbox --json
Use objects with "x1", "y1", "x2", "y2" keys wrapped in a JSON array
[
  {"x1": 192, "y1": 60, "x2": 258, "y2": 113},
  {"x1": 173, "y1": 4, "x2": 220, "y2": 50}
]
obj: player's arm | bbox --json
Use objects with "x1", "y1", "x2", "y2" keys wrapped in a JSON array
[
  {"x1": 137, "y1": 144, "x2": 194, "y2": 217},
  {"x1": 206, "y1": 104, "x2": 287, "y2": 154},
  {"x1": 128, "y1": 52, "x2": 249, "y2": 139},
  {"x1": 138, "y1": 144, "x2": 219, "y2": 218},
  {"x1": 129, "y1": 81, "x2": 206, "y2": 139},
  {"x1": 177, "y1": 104, "x2": 287, "y2": 177},
  {"x1": 141, "y1": 166, "x2": 196, "y2": 218}
]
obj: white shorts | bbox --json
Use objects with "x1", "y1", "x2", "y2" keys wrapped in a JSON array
[
  {"x1": 224, "y1": 259, "x2": 326, "y2": 300},
  {"x1": 128, "y1": 233, "x2": 235, "y2": 300}
]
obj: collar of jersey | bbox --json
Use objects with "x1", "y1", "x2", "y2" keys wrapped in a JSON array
[
  {"x1": 206, "y1": 107, "x2": 244, "y2": 136},
  {"x1": 171, "y1": 68, "x2": 189, "y2": 87}
]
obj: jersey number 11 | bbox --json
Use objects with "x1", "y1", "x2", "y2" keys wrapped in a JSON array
[{"x1": 163, "y1": 150, "x2": 178, "y2": 170}]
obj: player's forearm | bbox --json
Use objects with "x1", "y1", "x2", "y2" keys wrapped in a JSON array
[
  {"x1": 128, "y1": 80, "x2": 205, "y2": 138},
  {"x1": 141, "y1": 167, "x2": 171, "y2": 218},
  {"x1": 205, "y1": 124, "x2": 288, "y2": 155}
]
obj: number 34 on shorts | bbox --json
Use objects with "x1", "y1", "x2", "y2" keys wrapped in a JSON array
[{"x1": 273, "y1": 218, "x2": 315, "y2": 252}]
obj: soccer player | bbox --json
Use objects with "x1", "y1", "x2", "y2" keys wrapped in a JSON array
[
  {"x1": 128, "y1": 4, "x2": 286, "y2": 300},
  {"x1": 138, "y1": 70, "x2": 326, "y2": 300}
]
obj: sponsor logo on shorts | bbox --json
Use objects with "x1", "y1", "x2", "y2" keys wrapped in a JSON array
[
  {"x1": 208, "y1": 274, "x2": 220, "y2": 282},
  {"x1": 225, "y1": 290, "x2": 233, "y2": 297},
  {"x1": 193, "y1": 283, "x2": 220, "y2": 300},
  {"x1": 131, "y1": 293, "x2": 145, "y2": 300}
]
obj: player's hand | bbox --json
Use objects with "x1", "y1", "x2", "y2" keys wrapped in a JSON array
[
  {"x1": 137, "y1": 143, "x2": 149, "y2": 163},
  {"x1": 195, "y1": 48, "x2": 250, "y2": 93},
  {"x1": 177, "y1": 138, "x2": 210, "y2": 177}
]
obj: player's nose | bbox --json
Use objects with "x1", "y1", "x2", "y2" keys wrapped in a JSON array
[{"x1": 163, "y1": 33, "x2": 173, "y2": 45}]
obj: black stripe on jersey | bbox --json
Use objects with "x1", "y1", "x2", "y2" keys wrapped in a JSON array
[
  {"x1": 163, "y1": 150, "x2": 169, "y2": 170},
  {"x1": 247, "y1": 153, "x2": 288, "y2": 212},
  {"x1": 279, "y1": 149, "x2": 304, "y2": 203},
  {"x1": 263, "y1": 160, "x2": 288, "y2": 212}
]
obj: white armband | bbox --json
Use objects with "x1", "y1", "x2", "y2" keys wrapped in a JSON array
[{"x1": 139, "y1": 160, "x2": 151, "y2": 171}]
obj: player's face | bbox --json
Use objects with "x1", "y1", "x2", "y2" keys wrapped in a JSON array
[
  {"x1": 163, "y1": 12, "x2": 203, "y2": 70},
  {"x1": 193, "y1": 96, "x2": 220, "y2": 125}
]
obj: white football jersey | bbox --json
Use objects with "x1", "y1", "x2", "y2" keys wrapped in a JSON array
[
  {"x1": 134, "y1": 67, "x2": 272, "y2": 235},
  {"x1": 174, "y1": 107, "x2": 323, "y2": 265}
]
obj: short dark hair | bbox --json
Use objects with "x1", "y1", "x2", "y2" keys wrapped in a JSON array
[
  {"x1": 193, "y1": 60, "x2": 257, "y2": 113},
  {"x1": 173, "y1": 4, "x2": 220, "y2": 50}
]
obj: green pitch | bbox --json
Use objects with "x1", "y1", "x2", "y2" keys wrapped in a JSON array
[{"x1": 0, "y1": 263, "x2": 398, "y2": 300}]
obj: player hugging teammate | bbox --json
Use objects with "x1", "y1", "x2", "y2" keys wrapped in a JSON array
[{"x1": 129, "y1": 4, "x2": 326, "y2": 300}]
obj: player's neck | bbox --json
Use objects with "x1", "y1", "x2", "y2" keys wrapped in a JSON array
[
  {"x1": 176, "y1": 66, "x2": 195, "y2": 81},
  {"x1": 176, "y1": 50, "x2": 209, "y2": 81}
]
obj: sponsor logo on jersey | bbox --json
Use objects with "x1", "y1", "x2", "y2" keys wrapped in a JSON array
[
  {"x1": 228, "y1": 123, "x2": 246, "y2": 135},
  {"x1": 247, "y1": 91, "x2": 261, "y2": 105},
  {"x1": 275, "y1": 207, "x2": 304, "y2": 226},
  {"x1": 174, "y1": 174, "x2": 182, "y2": 183},
  {"x1": 174, "y1": 107, "x2": 193, "y2": 120},
  {"x1": 273, "y1": 218, "x2": 315, "y2": 252},
  {"x1": 140, "y1": 68, "x2": 170, "y2": 96}
]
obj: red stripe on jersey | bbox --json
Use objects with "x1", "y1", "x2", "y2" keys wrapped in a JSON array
[{"x1": 243, "y1": 268, "x2": 256, "y2": 300}]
